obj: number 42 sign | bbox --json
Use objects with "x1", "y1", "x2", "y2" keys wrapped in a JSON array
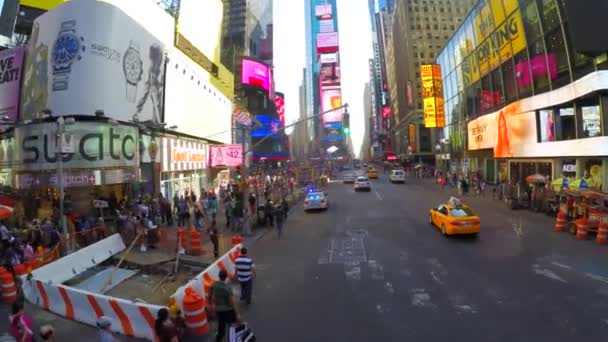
[{"x1": 210, "y1": 145, "x2": 243, "y2": 167}]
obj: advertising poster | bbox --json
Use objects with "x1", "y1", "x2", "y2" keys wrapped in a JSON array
[
  {"x1": 315, "y1": 4, "x2": 332, "y2": 19},
  {"x1": 209, "y1": 145, "x2": 242, "y2": 167},
  {"x1": 241, "y1": 58, "x2": 270, "y2": 91},
  {"x1": 320, "y1": 53, "x2": 338, "y2": 64},
  {"x1": 316, "y1": 32, "x2": 339, "y2": 52},
  {"x1": 0, "y1": 47, "x2": 24, "y2": 123},
  {"x1": 319, "y1": 63, "x2": 340, "y2": 86},
  {"x1": 420, "y1": 64, "x2": 445, "y2": 128},
  {"x1": 320, "y1": 86, "x2": 342, "y2": 123},
  {"x1": 275, "y1": 92, "x2": 285, "y2": 127},
  {"x1": 252, "y1": 115, "x2": 280, "y2": 137},
  {"x1": 20, "y1": 0, "x2": 166, "y2": 123},
  {"x1": 319, "y1": 19, "x2": 334, "y2": 33}
]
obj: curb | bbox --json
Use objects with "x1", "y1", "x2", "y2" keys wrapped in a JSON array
[{"x1": 245, "y1": 192, "x2": 305, "y2": 245}]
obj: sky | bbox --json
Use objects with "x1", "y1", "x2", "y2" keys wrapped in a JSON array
[{"x1": 273, "y1": 0, "x2": 373, "y2": 157}]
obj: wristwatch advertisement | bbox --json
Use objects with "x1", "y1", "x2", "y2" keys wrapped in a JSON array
[
  {"x1": 123, "y1": 40, "x2": 143, "y2": 103},
  {"x1": 51, "y1": 20, "x2": 85, "y2": 92}
]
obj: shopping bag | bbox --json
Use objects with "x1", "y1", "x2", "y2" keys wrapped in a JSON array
[{"x1": 229, "y1": 322, "x2": 256, "y2": 342}]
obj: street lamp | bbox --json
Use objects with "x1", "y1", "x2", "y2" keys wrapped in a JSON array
[{"x1": 54, "y1": 112, "x2": 75, "y2": 253}]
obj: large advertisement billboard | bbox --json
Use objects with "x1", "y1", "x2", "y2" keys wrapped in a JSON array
[
  {"x1": 275, "y1": 92, "x2": 285, "y2": 128},
  {"x1": 164, "y1": 50, "x2": 232, "y2": 143},
  {"x1": 420, "y1": 64, "x2": 445, "y2": 128},
  {"x1": 241, "y1": 58, "x2": 271, "y2": 93},
  {"x1": 0, "y1": 47, "x2": 24, "y2": 123},
  {"x1": 320, "y1": 86, "x2": 342, "y2": 123},
  {"x1": 20, "y1": 0, "x2": 166, "y2": 123},
  {"x1": 319, "y1": 53, "x2": 338, "y2": 64},
  {"x1": 319, "y1": 63, "x2": 340, "y2": 87},
  {"x1": 315, "y1": 4, "x2": 332, "y2": 19},
  {"x1": 316, "y1": 32, "x2": 339, "y2": 53},
  {"x1": 251, "y1": 114, "x2": 281, "y2": 138}
]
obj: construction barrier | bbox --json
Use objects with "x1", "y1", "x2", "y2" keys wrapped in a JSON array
[
  {"x1": 182, "y1": 288, "x2": 209, "y2": 336},
  {"x1": 231, "y1": 234, "x2": 243, "y2": 246},
  {"x1": 189, "y1": 228, "x2": 203, "y2": 256},
  {"x1": 596, "y1": 222, "x2": 608, "y2": 244},
  {"x1": 553, "y1": 212, "x2": 566, "y2": 232},
  {"x1": 22, "y1": 233, "x2": 168, "y2": 340},
  {"x1": 1, "y1": 270, "x2": 17, "y2": 303},
  {"x1": 575, "y1": 218, "x2": 589, "y2": 240},
  {"x1": 171, "y1": 244, "x2": 242, "y2": 313}
]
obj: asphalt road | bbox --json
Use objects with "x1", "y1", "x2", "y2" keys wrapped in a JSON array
[{"x1": 241, "y1": 171, "x2": 608, "y2": 342}]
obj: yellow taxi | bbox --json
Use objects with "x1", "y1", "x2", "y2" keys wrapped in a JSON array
[
  {"x1": 367, "y1": 168, "x2": 379, "y2": 179},
  {"x1": 429, "y1": 197, "x2": 480, "y2": 236}
]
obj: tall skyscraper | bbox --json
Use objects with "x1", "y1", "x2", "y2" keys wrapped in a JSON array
[{"x1": 304, "y1": 0, "x2": 346, "y2": 157}]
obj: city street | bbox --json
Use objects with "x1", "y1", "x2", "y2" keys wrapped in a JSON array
[{"x1": 242, "y1": 171, "x2": 608, "y2": 341}]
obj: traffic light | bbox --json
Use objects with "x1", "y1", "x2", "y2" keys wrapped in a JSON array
[
  {"x1": 235, "y1": 166, "x2": 242, "y2": 180},
  {"x1": 342, "y1": 111, "x2": 350, "y2": 135}
]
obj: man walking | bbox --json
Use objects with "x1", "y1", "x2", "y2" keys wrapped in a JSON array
[
  {"x1": 235, "y1": 247, "x2": 255, "y2": 305},
  {"x1": 209, "y1": 269, "x2": 240, "y2": 342}
]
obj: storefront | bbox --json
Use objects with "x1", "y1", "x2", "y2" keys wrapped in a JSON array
[
  {"x1": 13, "y1": 121, "x2": 140, "y2": 219},
  {"x1": 160, "y1": 136, "x2": 209, "y2": 201}
]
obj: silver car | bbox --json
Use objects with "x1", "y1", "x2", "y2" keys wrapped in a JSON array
[
  {"x1": 354, "y1": 176, "x2": 371, "y2": 191},
  {"x1": 343, "y1": 173, "x2": 356, "y2": 183},
  {"x1": 304, "y1": 192, "x2": 328, "y2": 211}
]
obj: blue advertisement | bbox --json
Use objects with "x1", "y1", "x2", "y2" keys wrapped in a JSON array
[
  {"x1": 323, "y1": 135, "x2": 343, "y2": 141},
  {"x1": 252, "y1": 115, "x2": 281, "y2": 137},
  {"x1": 324, "y1": 122, "x2": 342, "y2": 129}
]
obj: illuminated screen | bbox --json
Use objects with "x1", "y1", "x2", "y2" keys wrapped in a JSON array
[
  {"x1": 242, "y1": 58, "x2": 270, "y2": 91},
  {"x1": 320, "y1": 87, "x2": 342, "y2": 123},
  {"x1": 252, "y1": 138, "x2": 289, "y2": 160},
  {"x1": 275, "y1": 93, "x2": 285, "y2": 127},
  {"x1": 252, "y1": 115, "x2": 281, "y2": 137},
  {"x1": 177, "y1": 0, "x2": 223, "y2": 62}
]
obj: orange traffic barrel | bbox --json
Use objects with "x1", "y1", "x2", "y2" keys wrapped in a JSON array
[
  {"x1": 553, "y1": 212, "x2": 566, "y2": 232},
  {"x1": 1, "y1": 271, "x2": 17, "y2": 303},
  {"x1": 189, "y1": 229, "x2": 202, "y2": 256},
  {"x1": 182, "y1": 288, "x2": 209, "y2": 336},
  {"x1": 575, "y1": 218, "x2": 589, "y2": 240},
  {"x1": 231, "y1": 234, "x2": 243, "y2": 246},
  {"x1": 13, "y1": 264, "x2": 27, "y2": 278},
  {"x1": 596, "y1": 222, "x2": 608, "y2": 244}
]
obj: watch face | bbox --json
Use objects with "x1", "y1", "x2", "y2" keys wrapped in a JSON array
[
  {"x1": 52, "y1": 32, "x2": 82, "y2": 68},
  {"x1": 123, "y1": 48, "x2": 143, "y2": 84}
]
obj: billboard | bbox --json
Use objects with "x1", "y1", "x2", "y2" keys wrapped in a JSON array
[
  {"x1": 19, "y1": 0, "x2": 66, "y2": 10},
  {"x1": 0, "y1": 47, "x2": 25, "y2": 123},
  {"x1": 209, "y1": 145, "x2": 242, "y2": 167},
  {"x1": 176, "y1": 0, "x2": 223, "y2": 64},
  {"x1": 420, "y1": 64, "x2": 445, "y2": 128},
  {"x1": 241, "y1": 58, "x2": 271, "y2": 92},
  {"x1": 319, "y1": 53, "x2": 338, "y2": 64},
  {"x1": 323, "y1": 127, "x2": 343, "y2": 142},
  {"x1": 319, "y1": 19, "x2": 334, "y2": 33},
  {"x1": 164, "y1": 50, "x2": 232, "y2": 144},
  {"x1": 320, "y1": 86, "x2": 342, "y2": 123},
  {"x1": 275, "y1": 92, "x2": 285, "y2": 127},
  {"x1": 252, "y1": 138, "x2": 288, "y2": 161},
  {"x1": 20, "y1": 0, "x2": 166, "y2": 123},
  {"x1": 315, "y1": 4, "x2": 332, "y2": 19},
  {"x1": 515, "y1": 53, "x2": 557, "y2": 89},
  {"x1": 319, "y1": 63, "x2": 340, "y2": 86},
  {"x1": 251, "y1": 115, "x2": 281, "y2": 137},
  {"x1": 316, "y1": 32, "x2": 339, "y2": 53}
]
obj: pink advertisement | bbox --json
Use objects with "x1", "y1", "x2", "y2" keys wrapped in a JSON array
[
  {"x1": 209, "y1": 145, "x2": 243, "y2": 167},
  {"x1": 0, "y1": 47, "x2": 25, "y2": 123},
  {"x1": 320, "y1": 86, "x2": 342, "y2": 123},
  {"x1": 241, "y1": 58, "x2": 270, "y2": 91},
  {"x1": 515, "y1": 53, "x2": 557, "y2": 89}
]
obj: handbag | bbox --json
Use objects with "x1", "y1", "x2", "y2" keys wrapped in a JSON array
[{"x1": 229, "y1": 322, "x2": 256, "y2": 342}]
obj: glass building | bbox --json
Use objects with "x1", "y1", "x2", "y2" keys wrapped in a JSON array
[{"x1": 436, "y1": 0, "x2": 608, "y2": 190}]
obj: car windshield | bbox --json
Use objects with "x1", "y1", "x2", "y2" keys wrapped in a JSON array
[
  {"x1": 450, "y1": 207, "x2": 475, "y2": 217},
  {"x1": 393, "y1": 171, "x2": 404, "y2": 175},
  {"x1": 357, "y1": 177, "x2": 369, "y2": 182}
]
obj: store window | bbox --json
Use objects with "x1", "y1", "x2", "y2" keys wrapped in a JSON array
[
  {"x1": 537, "y1": 109, "x2": 556, "y2": 142},
  {"x1": 514, "y1": 50, "x2": 533, "y2": 98},
  {"x1": 529, "y1": 40, "x2": 550, "y2": 93},
  {"x1": 537, "y1": 0, "x2": 561, "y2": 32},
  {"x1": 581, "y1": 105, "x2": 601, "y2": 138},
  {"x1": 583, "y1": 159, "x2": 603, "y2": 190},
  {"x1": 544, "y1": 27, "x2": 571, "y2": 88},
  {"x1": 479, "y1": 75, "x2": 492, "y2": 113},
  {"x1": 466, "y1": 81, "x2": 480, "y2": 119},
  {"x1": 502, "y1": 58, "x2": 518, "y2": 102},
  {"x1": 491, "y1": 67, "x2": 505, "y2": 108},
  {"x1": 521, "y1": 0, "x2": 543, "y2": 43},
  {"x1": 557, "y1": 106, "x2": 576, "y2": 140}
]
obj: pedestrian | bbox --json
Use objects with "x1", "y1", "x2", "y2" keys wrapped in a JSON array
[
  {"x1": 235, "y1": 247, "x2": 256, "y2": 305},
  {"x1": 274, "y1": 203, "x2": 285, "y2": 238},
  {"x1": 208, "y1": 219, "x2": 219, "y2": 259},
  {"x1": 224, "y1": 197, "x2": 233, "y2": 229},
  {"x1": 154, "y1": 307, "x2": 178, "y2": 342},
  {"x1": 194, "y1": 206, "x2": 203, "y2": 230},
  {"x1": 248, "y1": 193, "x2": 256, "y2": 217},
  {"x1": 39, "y1": 324, "x2": 55, "y2": 341},
  {"x1": 9, "y1": 301, "x2": 33, "y2": 342},
  {"x1": 208, "y1": 195, "x2": 218, "y2": 220},
  {"x1": 96, "y1": 316, "x2": 116, "y2": 342},
  {"x1": 208, "y1": 269, "x2": 240, "y2": 342},
  {"x1": 281, "y1": 197, "x2": 289, "y2": 219},
  {"x1": 264, "y1": 199, "x2": 274, "y2": 227},
  {"x1": 177, "y1": 197, "x2": 187, "y2": 227}
]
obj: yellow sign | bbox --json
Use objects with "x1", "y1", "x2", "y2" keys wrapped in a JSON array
[
  {"x1": 502, "y1": 0, "x2": 518, "y2": 16},
  {"x1": 474, "y1": 2, "x2": 495, "y2": 43},
  {"x1": 490, "y1": 10, "x2": 526, "y2": 63},
  {"x1": 489, "y1": 0, "x2": 505, "y2": 26},
  {"x1": 420, "y1": 64, "x2": 445, "y2": 128},
  {"x1": 19, "y1": 0, "x2": 67, "y2": 10}
]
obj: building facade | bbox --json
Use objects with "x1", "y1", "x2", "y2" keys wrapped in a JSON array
[
  {"x1": 386, "y1": 0, "x2": 475, "y2": 164},
  {"x1": 436, "y1": 0, "x2": 608, "y2": 190}
]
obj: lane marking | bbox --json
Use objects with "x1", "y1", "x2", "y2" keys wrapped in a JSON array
[
  {"x1": 532, "y1": 264, "x2": 567, "y2": 283},
  {"x1": 374, "y1": 190, "x2": 383, "y2": 200},
  {"x1": 551, "y1": 261, "x2": 572, "y2": 270},
  {"x1": 586, "y1": 273, "x2": 608, "y2": 284}
]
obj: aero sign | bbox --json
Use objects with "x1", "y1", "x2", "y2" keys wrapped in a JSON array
[{"x1": 420, "y1": 64, "x2": 445, "y2": 128}]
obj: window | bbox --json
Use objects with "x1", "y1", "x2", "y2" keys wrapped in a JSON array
[
  {"x1": 529, "y1": 40, "x2": 550, "y2": 93},
  {"x1": 514, "y1": 49, "x2": 533, "y2": 97},
  {"x1": 537, "y1": 0, "x2": 561, "y2": 32},
  {"x1": 538, "y1": 109, "x2": 556, "y2": 142},
  {"x1": 544, "y1": 27, "x2": 570, "y2": 88},
  {"x1": 521, "y1": 0, "x2": 543, "y2": 43},
  {"x1": 480, "y1": 75, "x2": 493, "y2": 112},
  {"x1": 557, "y1": 107, "x2": 576, "y2": 140},
  {"x1": 563, "y1": 24, "x2": 595, "y2": 80},
  {"x1": 582, "y1": 105, "x2": 601, "y2": 137},
  {"x1": 491, "y1": 67, "x2": 505, "y2": 107},
  {"x1": 502, "y1": 58, "x2": 518, "y2": 102}
]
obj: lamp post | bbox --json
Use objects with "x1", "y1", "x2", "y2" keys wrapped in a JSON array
[{"x1": 54, "y1": 113, "x2": 75, "y2": 253}]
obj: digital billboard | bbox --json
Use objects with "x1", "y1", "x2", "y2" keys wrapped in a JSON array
[
  {"x1": 20, "y1": 0, "x2": 166, "y2": 123},
  {"x1": 323, "y1": 127, "x2": 343, "y2": 142},
  {"x1": 319, "y1": 63, "x2": 340, "y2": 86},
  {"x1": 0, "y1": 47, "x2": 24, "y2": 123},
  {"x1": 252, "y1": 138, "x2": 289, "y2": 161},
  {"x1": 252, "y1": 115, "x2": 281, "y2": 138},
  {"x1": 320, "y1": 86, "x2": 342, "y2": 123},
  {"x1": 315, "y1": 4, "x2": 332, "y2": 19},
  {"x1": 275, "y1": 92, "x2": 285, "y2": 127},
  {"x1": 420, "y1": 64, "x2": 445, "y2": 128},
  {"x1": 319, "y1": 53, "x2": 338, "y2": 64},
  {"x1": 319, "y1": 19, "x2": 334, "y2": 33},
  {"x1": 241, "y1": 58, "x2": 271, "y2": 92},
  {"x1": 316, "y1": 32, "x2": 339, "y2": 53}
]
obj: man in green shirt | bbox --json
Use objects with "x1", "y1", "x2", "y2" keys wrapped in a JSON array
[{"x1": 209, "y1": 269, "x2": 240, "y2": 342}]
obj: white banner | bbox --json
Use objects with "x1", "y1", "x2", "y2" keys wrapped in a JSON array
[
  {"x1": 319, "y1": 53, "x2": 338, "y2": 64},
  {"x1": 21, "y1": 0, "x2": 166, "y2": 123},
  {"x1": 319, "y1": 19, "x2": 334, "y2": 33},
  {"x1": 316, "y1": 32, "x2": 339, "y2": 49}
]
